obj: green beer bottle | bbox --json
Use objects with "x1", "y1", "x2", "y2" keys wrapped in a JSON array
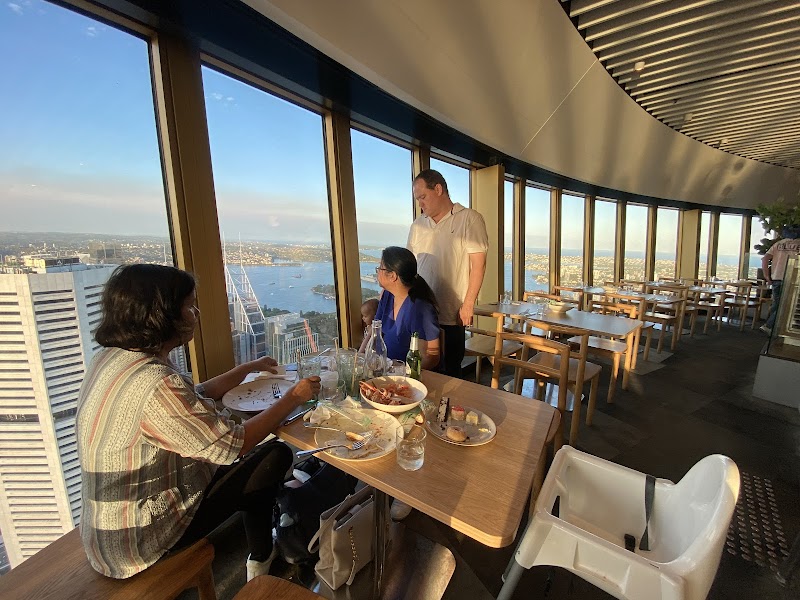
[{"x1": 405, "y1": 332, "x2": 422, "y2": 380}]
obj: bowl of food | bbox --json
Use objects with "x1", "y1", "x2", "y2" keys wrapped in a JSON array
[
  {"x1": 359, "y1": 375, "x2": 427, "y2": 414},
  {"x1": 546, "y1": 300, "x2": 574, "y2": 314}
]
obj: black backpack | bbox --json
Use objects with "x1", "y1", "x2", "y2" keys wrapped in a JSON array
[{"x1": 274, "y1": 457, "x2": 357, "y2": 565}]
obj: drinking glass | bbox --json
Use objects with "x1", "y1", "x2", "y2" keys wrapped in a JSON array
[
  {"x1": 337, "y1": 350, "x2": 365, "y2": 397},
  {"x1": 396, "y1": 426, "x2": 426, "y2": 471},
  {"x1": 298, "y1": 354, "x2": 322, "y2": 379},
  {"x1": 389, "y1": 359, "x2": 405, "y2": 375},
  {"x1": 320, "y1": 371, "x2": 341, "y2": 400}
]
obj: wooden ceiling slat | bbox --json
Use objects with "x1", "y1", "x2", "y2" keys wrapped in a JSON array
[{"x1": 570, "y1": 0, "x2": 800, "y2": 169}]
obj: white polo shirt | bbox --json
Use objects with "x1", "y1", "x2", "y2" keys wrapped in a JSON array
[{"x1": 407, "y1": 203, "x2": 489, "y2": 326}]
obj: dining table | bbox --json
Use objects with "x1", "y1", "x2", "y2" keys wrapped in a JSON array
[
  {"x1": 276, "y1": 369, "x2": 559, "y2": 600},
  {"x1": 474, "y1": 301, "x2": 643, "y2": 401}
]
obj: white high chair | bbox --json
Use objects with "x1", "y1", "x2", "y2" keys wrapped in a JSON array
[{"x1": 497, "y1": 447, "x2": 740, "y2": 600}]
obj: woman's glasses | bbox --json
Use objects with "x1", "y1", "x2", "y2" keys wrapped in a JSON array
[{"x1": 375, "y1": 266, "x2": 392, "y2": 274}]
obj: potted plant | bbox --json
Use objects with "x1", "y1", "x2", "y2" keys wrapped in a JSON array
[{"x1": 755, "y1": 199, "x2": 800, "y2": 255}]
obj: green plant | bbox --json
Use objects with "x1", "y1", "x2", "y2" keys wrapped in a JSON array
[{"x1": 755, "y1": 198, "x2": 800, "y2": 255}]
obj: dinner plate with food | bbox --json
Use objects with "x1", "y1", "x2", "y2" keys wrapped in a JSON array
[
  {"x1": 359, "y1": 375, "x2": 428, "y2": 414},
  {"x1": 425, "y1": 397, "x2": 497, "y2": 446},
  {"x1": 309, "y1": 407, "x2": 402, "y2": 461},
  {"x1": 222, "y1": 378, "x2": 295, "y2": 412}
]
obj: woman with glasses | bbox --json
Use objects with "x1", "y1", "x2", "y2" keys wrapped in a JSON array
[
  {"x1": 76, "y1": 264, "x2": 321, "y2": 581},
  {"x1": 370, "y1": 246, "x2": 441, "y2": 371}
]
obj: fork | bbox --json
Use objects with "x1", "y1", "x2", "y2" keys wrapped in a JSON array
[
  {"x1": 295, "y1": 432, "x2": 375, "y2": 458},
  {"x1": 271, "y1": 383, "x2": 282, "y2": 399}
]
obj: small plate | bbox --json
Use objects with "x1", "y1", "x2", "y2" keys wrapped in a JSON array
[
  {"x1": 222, "y1": 379, "x2": 294, "y2": 412},
  {"x1": 425, "y1": 406, "x2": 497, "y2": 446},
  {"x1": 314, "y1": 408, "x2": 401, "y2": 460}
]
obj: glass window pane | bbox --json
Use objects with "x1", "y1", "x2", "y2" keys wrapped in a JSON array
[
  {"x1": 525, "y1": 186, "x2": 550, "y2": 292},
  {"x1": 624, "y1": 204, "x2": 648, "y2": 281},
  {"x1": 749, "y1": 216, "x2": 771, "y2": 279},
  {"x1": 717, "y1": 214, "x2": 743, "y2": 280},
  {"x1": 351, "y1": 130, "x2": 412, "y2": 302},
  {"x1": 430, "y1": 157, "x2": 470, "y2": 207},
  {"x1": 594, "y1": 199, "x2": 616, "y2": 285},
  {"x1": 698, "y1": 211, "x2": 711, "y2": 279},
  {"x1": 504, "y1": 180, "x2": 514, "y2": 296},
  {"x1": 560, "y1": 193, "x2": 584, "y2": 286},
  {"x1": 0, "y1": 6, "x2": 171, "y2": 568},
  {"x1": 203, "y1": 67, "x2": 338, "y2": 365},
  {"x1": 655, "y1": 208, "x2": 679, "y2": 280}
]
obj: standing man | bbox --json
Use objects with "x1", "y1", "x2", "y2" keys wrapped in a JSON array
[
  {"x1": 408, "y1": 169, "x2": 488, "y2": 377},
  {"x1": 760, "y1": 227, "x2": 800, "y2": 334}
]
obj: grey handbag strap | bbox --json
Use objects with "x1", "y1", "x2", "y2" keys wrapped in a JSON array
[{"x1": 639, "y1": 474, "x2": 656, "y2": 551}]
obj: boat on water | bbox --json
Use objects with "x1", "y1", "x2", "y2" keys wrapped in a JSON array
[
  {"x1": 292, "y1": 273, "x2": 302, "y2": 278},
  {"x1": 288, "y1": 285, "x2": 294, "y2": 288}
]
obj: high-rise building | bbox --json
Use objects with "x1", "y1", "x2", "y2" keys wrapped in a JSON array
[
  {"x1": 266, "y1": 313, "x2": 319, "y2": 365},
  {"x1": 0, "y1": 258, "x2": 116, "y2": 569},
  {"x1": 225, "y1": 264, "x2": 268, "y2": 364}
]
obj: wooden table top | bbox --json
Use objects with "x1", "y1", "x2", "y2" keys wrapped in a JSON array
[
  {"x1": 475, "y1": 302, "x2": 642, "y2": 337},
  {"x1": 278, "y1": 370, "x2": 557, "y2": 548}
]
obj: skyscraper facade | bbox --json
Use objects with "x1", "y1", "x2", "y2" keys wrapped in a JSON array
[{"x1": 0, "y1": 259, "x2": 116, "y2": 568}]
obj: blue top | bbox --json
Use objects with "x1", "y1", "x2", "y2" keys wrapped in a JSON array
[{"x1": 374, "y1": 293, "x2": 440, "y2": 361}]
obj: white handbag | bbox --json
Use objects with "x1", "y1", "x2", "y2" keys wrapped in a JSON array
[{"x1": 307, "y1": 486, "x2": 376, "y2": 589}]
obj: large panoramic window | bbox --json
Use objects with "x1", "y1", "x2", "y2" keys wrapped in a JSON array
[
  {"x1": 431, "y1": 156, "x2": 470, "y2": 207},
  {"x1": 504, "y1": 180, "x2": 514, "y2": 297},
  {"x1": 655, "y1": 207, "x2": 679, "y2": 280},
  {"x1": 624, "y1": 204, "x2": 648, "y2": 281},
  {"x1": 351, "y1": 130, "x2": 412, "y2": 301},
  {"x1": 203, "y1": 67, "x2": 338, "y2": 365},
  {"x1": 698, "y1": 211, "x2": 711, "y2": 279},
  {"x1": 749, "y1": 215, "x2": 770, "y2": 279},
  {"x1": 717, "y1": 214, "x2": 743, "y2": 280},
  {"x1": 525, "y1": 185, "x2": 550, "y2": 292},
  {"x1": 0, "y1": 4, "x2": 171, "y2": 571},
  {"x1": 594, "y1": 199, "x2": 616, "y2": 285},
  {"x1": 560, "y1": 193, "x2": 584, "y2": 286}
]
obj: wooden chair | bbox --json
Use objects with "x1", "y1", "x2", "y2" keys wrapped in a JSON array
[
  {"x1": 689, "y1": 288, "x2": 726, "y2": 334},
  {"x1": 522, "y1": 290, "x2": 564, "y2": 302},
  {"x1": 649, "y1": 282, "x2": 698, "y2": 337},
  {"x1": 489, "y1": 328, "x2": 571, "y2": 448},
  {"x1": 0, "y1": 527, "x2": 216, "y2": 600},
  {"x1": 491, "y1": 321, "x2": 601, "y2": 446},
  {"x1": 553, "y1": 286, "x2": 585, "y2": 309},
  {"x1": 576, "y1": 299, "x2": 641, "y2": 402},
  {"x1": 233, "y1": 575, "x2": 325, "y2": 599},
  {"x1": 465, "y1": 327, "x2": 522, "y2": 383},
  {"x1": 641, "y1": 286, "x2": 688, "y2": 353},
  {"x1": 723, "y1": 282, "x2": 759, "y2": 331}
]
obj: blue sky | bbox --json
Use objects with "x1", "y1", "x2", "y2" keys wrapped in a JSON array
[{"x1": 0, "y1": 0, "x2": 751, "y2": 255}]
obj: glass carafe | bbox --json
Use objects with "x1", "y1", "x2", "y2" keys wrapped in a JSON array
[{"x1": 364, "y1": 320, "x2": 388, "y2": 379}]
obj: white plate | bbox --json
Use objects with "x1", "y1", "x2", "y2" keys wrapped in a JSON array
[
  {"x1": 222, "y1": 379, "x2": 295, "y2": 412},
  {"x1": 314, "y1": 408, "x2": 401, "y2": 460},
  {"x1": 425, "y1": 405, "x2": 497, "y2": 446},
  {"x1": 360, "y1": 375, "x2": 427, "y2": 414}
]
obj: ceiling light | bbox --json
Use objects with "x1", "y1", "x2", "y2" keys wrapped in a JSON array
[
  {"x1": 634, "y1": 60, "x2": 646, "y2": 72},
  {"x1": 685, "y1": 113, "x2": 694, "y2": 123},
  {"x1": 720, "y1": 138, "x2": 729, "y2": 147}
]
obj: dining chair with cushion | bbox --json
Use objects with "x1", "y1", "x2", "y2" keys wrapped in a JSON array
[{"x1": 497, "y1": 447, "x2": 740, "y2": 600}]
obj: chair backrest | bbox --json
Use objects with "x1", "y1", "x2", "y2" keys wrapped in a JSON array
[
  {"x1": 489, "y1": 328, "x2": 571, "y2": 412},
  {"x1": 593, "y1": 297, "x2": 641, "y2": 319},
  {"x1": 523, "y1": 290, "x2": 563, "y2": 302},
  {"x1": 619, "y1": 279, "x2": 646, "y2": 292},
  {"x1": 650, "y1": 455, "x2": 740, "y2": 600}
]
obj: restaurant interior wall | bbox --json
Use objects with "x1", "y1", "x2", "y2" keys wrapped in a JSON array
[{"x1": 0, "y1": 0, "x2": 775, "y2": 574}]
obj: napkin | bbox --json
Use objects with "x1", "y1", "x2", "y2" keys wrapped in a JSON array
[{"x1": 255, "y1": 366, "x2": 295, "y2": 381}]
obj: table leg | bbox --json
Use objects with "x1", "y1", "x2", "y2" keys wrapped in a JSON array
[
  {"x1": 622, "y1": 332, "x2": 634, "y2": 391},
  {"x1": 372, "y1": 489, "x2": 389, "y2": 599}
]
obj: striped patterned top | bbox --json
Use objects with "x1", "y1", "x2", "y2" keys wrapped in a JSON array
[{"x1": 76, "y1": 347, "x2": 245, "y2": 578}]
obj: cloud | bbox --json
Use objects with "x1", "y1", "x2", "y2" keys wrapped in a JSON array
[
  {"x1": 210, "y1": 92, "x2": 224, "y2": 101},
  {"x1": 85, "y1": 26, "x2": 97, "y2": 37},
  {"x1": 207, "y1": 92, "x2": 236, "y2": 107},
  {"x1": 8, "y1": 3, "x2": 23, "y2": 15}
]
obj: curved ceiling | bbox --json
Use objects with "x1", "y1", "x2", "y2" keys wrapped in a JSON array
[
  {"x1": 563, "y1": 0, "x2": 800, "y2": 169},
  {"x1": 243, "y1": 0, "x2": 800, "y2": 210}
]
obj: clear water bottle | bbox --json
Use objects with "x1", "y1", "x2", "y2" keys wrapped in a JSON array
[{"x1": 364, "y1": 319, "x2": 388, "y2": 378}]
